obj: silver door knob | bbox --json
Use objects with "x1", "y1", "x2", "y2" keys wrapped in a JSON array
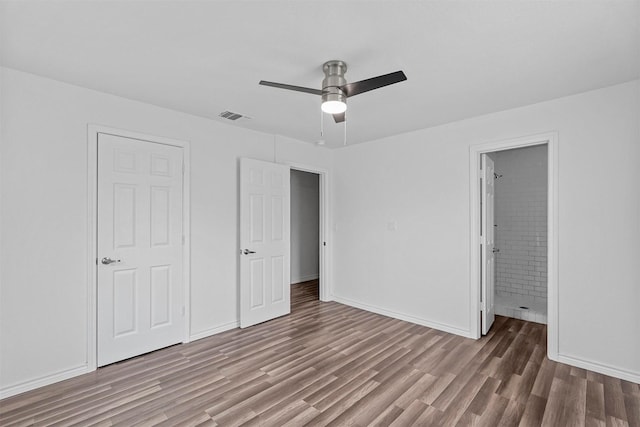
[
  {"x1": 242, "y1": 249, "x2": 256, "y2": 255},
  {"x1": 101, "y1": 257, "x2": 121, "y2": 265}
]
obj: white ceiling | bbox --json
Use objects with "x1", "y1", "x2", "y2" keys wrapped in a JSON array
[{"x1": 1, "y1": 1, "x2": 639, "y2": 148}]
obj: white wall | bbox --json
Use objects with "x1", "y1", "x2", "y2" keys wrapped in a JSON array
[
  {"x1": 290, "y1": 170, "x2": 319, "y2": 284},
  {"x1": 494, "y1": 145, "x2": 548, "y2": 302},
  {"x1": 2, "y1": 66, "x2": 638, "y2": 395},
  {"x1": 0, "y1": 67, "x2": 332, "y2": 396},
  {"x1": 331, "y1": 80, "x2": 640, "y2": 381}
]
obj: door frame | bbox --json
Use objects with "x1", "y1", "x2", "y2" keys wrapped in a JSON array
[
  {"x1": 87, "y1": 125, "x2": 191, "y2": 371},
  {"x1": 286, "y1": 162, "x2": 331, "y2": 302},
  {"x1": 469, "y1": 132, "x2": 559, "y2": 360}
]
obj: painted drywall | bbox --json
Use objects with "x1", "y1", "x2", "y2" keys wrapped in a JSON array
[
  {"x1": 493, "y1": 145, "x2": 548, "y2": 302},
  {"x1": 331, "y1": 80, "x2": 640, "y2": 379},
  {"x1": 0, "y1": 67, "x2": 332, "y2": 395},
  {"x1": 290, "y1": 170, "x2": 319, "y2": 284},
  {"x1": 1, "y1": 64, "x2": 639, "y2": 396}
]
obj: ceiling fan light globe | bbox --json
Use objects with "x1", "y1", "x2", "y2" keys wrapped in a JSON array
[{"x1": 321, "y1": 100, "x2": 347, "y2": 114}]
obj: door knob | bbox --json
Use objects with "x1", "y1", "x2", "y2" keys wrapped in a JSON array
[
  {"x1": 492, "y1": 248, "x2": 500, "y2": 253},
  {"x1": 242, "y1": 249, "x2": 256, "y2": 255},
  {"x1": 101, "y1": 257, "x2": 121, "y2": 265}
]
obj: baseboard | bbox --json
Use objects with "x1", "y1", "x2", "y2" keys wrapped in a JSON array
[
  {"x1": 331, "y1": 295, "x2": 474, "y2": 338},
  {"x1": 189, "y1": 320, "x2": 239, "y2": 342},
  {"x1": 291, "y1": 274, "x2": 319, "y2": 285},
  {"x1": 557, "y1": 354, "x2": 640, "y2": 384},
  {"x1": 0, "y1": 364, "x2": 90, "y2": 399},
  {"x1": 1, "y1": 321, "x2": 241, "y2": 400}
]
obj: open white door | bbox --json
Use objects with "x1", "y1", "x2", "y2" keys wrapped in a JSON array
[
  {"x1": 481, "y1": 153, "x2": 496, "y2": 335},
  {"x1": 240, "y1": 158, "x2": 290, "y2": 328},
  {"x1": 97, "y1": 133, "x2": 185, "y2": 366}
]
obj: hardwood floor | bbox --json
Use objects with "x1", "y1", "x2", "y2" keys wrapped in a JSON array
[
  {"x1": 291, "y1": 280, "x2": 320, "y2": 310},
  {"x1": 1, "y1": 280, "x2": 638, "y2": 426}
]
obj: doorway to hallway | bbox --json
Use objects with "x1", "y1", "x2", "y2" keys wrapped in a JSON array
[{"x1": 290, "y1": 169, "x2": 320, "y2": 310}]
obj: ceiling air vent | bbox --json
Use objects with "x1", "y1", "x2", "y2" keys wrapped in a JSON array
[{"x1": 219, "y1": 110, "x2": 249, "y2": 121}]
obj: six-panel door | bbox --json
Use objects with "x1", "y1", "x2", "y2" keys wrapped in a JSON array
[
  {"x1": 481, "y1": 153, "x2": 496, "y2": 335},
  {"x1": 97, "y1": 133, "x2": 184, "y2": 366},
  {"x1": 239, "y1": 158, "x2": 291, "y2": 328}
]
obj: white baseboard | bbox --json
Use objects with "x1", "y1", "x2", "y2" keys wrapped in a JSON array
[
  {"x1": 0, "y1": 364, "x2": 90, "y2": 399},
  {"x1": 331, "y1": 295, "x2": 473, "y2": 338},
  {"x1": 1, "y1": 321, "x2": 241, "y2": 400},
  {"x1": 189, "y1": 320, "x2": 239, "y2": 342},
  {"x1": 291, "y1": 274, "x2": 319, "y2": 285},
  {"x1": 557, "y1": 354, "x2": 640, "y2": 384}
]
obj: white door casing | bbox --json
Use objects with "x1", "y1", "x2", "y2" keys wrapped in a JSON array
[
  {"x1": 286, "y1": 162, "x2": 330, "y2": 303},
  {"x1": 481, "y1": 153, "x2": 496, "y2": 335},
  {"x1": 469, "y1": 133, "x2": 557, "y2": 357},
  {"x1": 97, "y1": 133, "x2": 185, "y2": 366},
  {"x1": 240, "y1": 158, "x2": 291, "y2": 328}
]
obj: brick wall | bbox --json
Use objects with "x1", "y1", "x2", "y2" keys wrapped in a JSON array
[{"x1": 492, "y1": 145, "x2": 547, "y2": 302}]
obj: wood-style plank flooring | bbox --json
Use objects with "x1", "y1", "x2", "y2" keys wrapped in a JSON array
[{"x1": 1, "y1": 280, "x2": 639, "y2": 426}]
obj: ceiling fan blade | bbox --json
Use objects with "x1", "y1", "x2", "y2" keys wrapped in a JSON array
[
  {"x1": 332, "y1": 112, "x2": 346, "y2": 123},
  {"x1": 259, "y1": 80, "x2": 323, "y2": 96},
  {"x1": 340, "y1": 71, "x2": 407, "y2": 97}
]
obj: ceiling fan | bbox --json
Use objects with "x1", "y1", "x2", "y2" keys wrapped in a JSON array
[{"x1": 259, "y1": 60, "x2": 407, "y2": 123}]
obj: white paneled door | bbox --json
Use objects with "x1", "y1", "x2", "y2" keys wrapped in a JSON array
[
  {"x1": 481, "y1": 153, "x2": 496, "y2": 335},
  {"x1": 97, "y1": 133, "x2": 184, "y2": 366},
  {"x1": 240, "y1": 158, "x2": 290, "y2": 328}
]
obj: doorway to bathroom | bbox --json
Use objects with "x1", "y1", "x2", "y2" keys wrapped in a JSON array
[
  {"x1": 470, "y1": 133, "x2": 558, "y2": 357},
  {"x1": 488, "y1": 145, "x2": 548, "y2": 326}
]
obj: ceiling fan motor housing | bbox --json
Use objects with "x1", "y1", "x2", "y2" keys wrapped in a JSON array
[{"x1": 322, "y1": 60, "x2": 348, "y2": 105}]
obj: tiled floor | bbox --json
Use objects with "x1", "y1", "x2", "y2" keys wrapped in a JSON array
[{"x1": 495, "y1": 293, "x2": 547, "y2": 324}]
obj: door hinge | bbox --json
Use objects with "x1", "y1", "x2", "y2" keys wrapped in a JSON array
[
  {"x1": 481, "y1": 301, "x2": 486, "y2": 311},
  {"x1": 323, "y1": 241, "x2": 326, "y2": 247}
]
